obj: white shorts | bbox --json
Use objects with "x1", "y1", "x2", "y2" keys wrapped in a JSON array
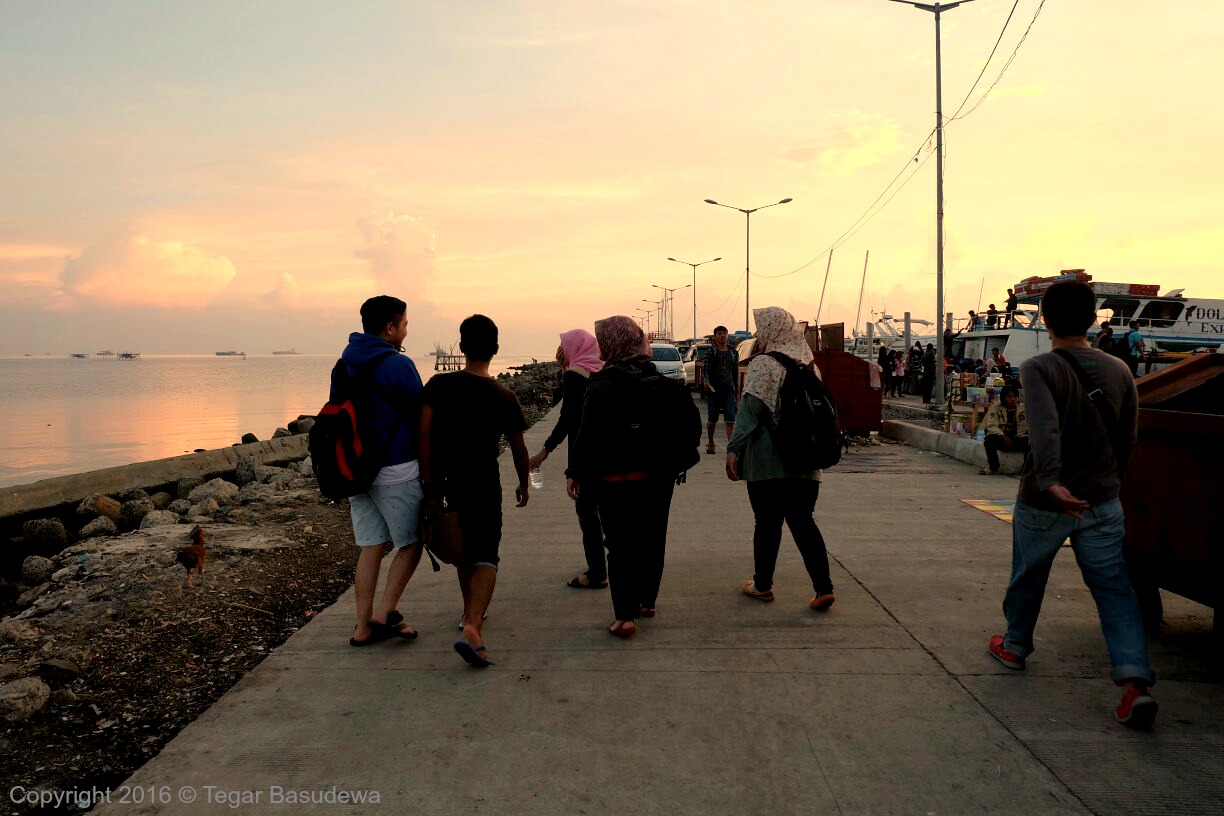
[{"x1": 349, "y1": 480, "x2": 423, "y2": 549}]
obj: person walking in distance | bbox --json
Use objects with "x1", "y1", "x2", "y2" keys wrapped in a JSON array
[
  {"x1": 727, "y1": 306, "x2": 835, "y2": 611},
  {"x1": 920, "y1": 343, "x2": 937, "y2": 404},
  {"x1": 420, "y1": 315, "x2": 531, "y2": 668},
  {"x1": 702, "y1": 325, "x2": 739, "y2": 454},
  {"x1": 335, "y1": 296, "x2": 425, "y2": 647},
  {"x1": 988, "y1": 281, "x2": 1157, "y2": 728},
  {"x1": 528, "y1": 329, "x2": 607, "y2": 589}
]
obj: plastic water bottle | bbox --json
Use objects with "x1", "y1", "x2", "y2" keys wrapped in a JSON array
[
  {"x1": 975, "y1": 428, "x2": 985, "y2": 442},
  {"x1": 529, "y1": 467, "x2": 544, "y2": 490}
]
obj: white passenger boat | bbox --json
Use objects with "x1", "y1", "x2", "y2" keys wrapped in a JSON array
[{"x1": 948, "y1": 270, "x2": 1224, "y2": 369}]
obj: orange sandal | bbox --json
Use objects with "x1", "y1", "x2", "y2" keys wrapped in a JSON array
[
  {"x1": 742, "y1": 579, "x2": 775, "y2": 603},
  {"x1": 608, "y1": 620, "x2": 637, "y2": 638}
]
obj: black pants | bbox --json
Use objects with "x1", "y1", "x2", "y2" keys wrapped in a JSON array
[
  {"x1": 984, "y1": 434, "x2": 1030, "y2": 472},
  {"x1": 745, "y1": 479, "x2": 832, "y2": 595},
  {"x1": 575, "y1": 487, "x2": 606, "y2": 581},
  {"x1": 592, "y1": 477, "x2": 676, "y2": 620},
  {"x1": 920, "y1": 373, "x2": 935, "y2": 403}
]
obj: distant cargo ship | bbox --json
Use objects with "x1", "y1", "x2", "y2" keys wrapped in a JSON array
[
  {"x1": 215, "y1": 350, "x2": 247, "y2": 357},
  {"x1": 272, "y1": 349, "x2": 299, "y2": 355}
]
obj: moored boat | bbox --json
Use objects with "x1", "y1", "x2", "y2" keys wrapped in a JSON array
[{"x1": 949, "y1": 270, "x2": 1224, "y2": 371}]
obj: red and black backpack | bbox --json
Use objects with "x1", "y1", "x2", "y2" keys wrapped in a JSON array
[{"x1": 309, "y1": 356, "x2": 400, "y2": 501}]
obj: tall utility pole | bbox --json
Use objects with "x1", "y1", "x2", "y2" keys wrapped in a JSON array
[
  {"x1": 668, "y1": 257, "x2": 721, "y2": 341},
  {"x1": 704, "y1": 198, "x2": 792, "y2": 333},
  {"x1": 887, "y1": 0, "x2": 975, "y2": 404}
]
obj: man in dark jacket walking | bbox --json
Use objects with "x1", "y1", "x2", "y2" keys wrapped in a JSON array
[{"x1": 333, "y1": 295, "x2": 425, "y2": 647}]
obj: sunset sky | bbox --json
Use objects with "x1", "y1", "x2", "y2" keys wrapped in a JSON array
[{"x1": 2, "y1": 1, "x2": 1220, "y2": 356}]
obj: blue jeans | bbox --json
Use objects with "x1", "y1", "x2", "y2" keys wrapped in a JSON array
[{"x1": 1004, "y1": 499, "x2": 1154, "y2": 686}]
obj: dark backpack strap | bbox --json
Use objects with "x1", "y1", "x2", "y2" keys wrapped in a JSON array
[{"x1": 1052, "y1": 348, "x2": 1122, "y2": 459}]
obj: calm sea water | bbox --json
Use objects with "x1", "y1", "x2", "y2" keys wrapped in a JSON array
[{"x1": 0, "y1": 354, "x2": 541, "y2": 488}]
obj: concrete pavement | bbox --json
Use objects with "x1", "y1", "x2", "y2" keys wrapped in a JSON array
[{"x1": 94, "y1": 401, "x2": 1223, "y2": 815}]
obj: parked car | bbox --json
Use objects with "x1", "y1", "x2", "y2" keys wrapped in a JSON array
[
  {"x1": 650, "y1": 342, "x2": 685, "y2": 383},
  {"x1": 683, "y1": 342, "x2": 711, "y2": 390}
]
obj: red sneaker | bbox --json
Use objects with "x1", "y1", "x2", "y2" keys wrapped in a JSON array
[
  {"x1": 987, "y1": 635, "x2": 1025, "y2": 670},
  {"x1": 1115, "y1": 684, "x2": 1158, "y2": 728}
]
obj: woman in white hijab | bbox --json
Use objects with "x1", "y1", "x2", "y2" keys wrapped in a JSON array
[{"x1": 725, "y1": 306, "x2": 835, "y2": 610}]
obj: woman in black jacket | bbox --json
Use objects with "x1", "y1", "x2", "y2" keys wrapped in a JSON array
[
  {"x1": 528, "y1": 329, "x2": 607, "y2": 588},
  {"x1": 568, "y1": 316, "x2": 701, "y2": 638}
]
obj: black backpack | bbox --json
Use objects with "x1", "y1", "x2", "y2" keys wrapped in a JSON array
[
  {"x1": 1109, "y1": 331, "x2": 1132, "y2": 360},
  {"x1": 763, "y1": 351, "x2": 844, "y2": 471},
  {"x1": 309, "y1": 356, "x2": 401, "y2": 501},
  {"x1": 601, "y1": 362, "x2": 701, "y2": 479}
]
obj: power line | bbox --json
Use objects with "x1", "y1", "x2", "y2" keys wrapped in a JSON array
[
  {"x1": 946, "y1": 0, "x2": 1022, "y2": 122},
  {"x1": 753, "y1": 0, "x2": 1044, "y2": 282},
  {"x1": 754, "y1": 142, "x2": 937, "y2": 280},
  {"x1": 950, "y1": 0, "x2": 1048, "y2": 122}
]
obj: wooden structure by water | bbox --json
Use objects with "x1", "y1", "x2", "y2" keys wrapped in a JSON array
[{"x1": 433, "y1": 354, "x2": 465, "y2": 372}]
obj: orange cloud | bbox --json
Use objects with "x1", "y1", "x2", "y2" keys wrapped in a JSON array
[
  {"x1": 58, "y1": 229, "x2": 236, "y2": 308},
  {"x1": 353, "y1": 211, "x2": 436, "y2": 295},
  {"x1": 259, "y1": 272, "x2": 303, "y2": 307}
]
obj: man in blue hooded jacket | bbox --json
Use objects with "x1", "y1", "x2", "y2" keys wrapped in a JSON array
[{"x1": 332, "y1": 295, "x2": 425, "y2": 646}]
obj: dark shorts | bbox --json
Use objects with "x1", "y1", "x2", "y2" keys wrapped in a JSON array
[
  {"x1": 446, "y1": 484, "x2": 503, "y2": 569},
  {"x1": 707, "y1": 388, "x2": 737, "y2": 423}
]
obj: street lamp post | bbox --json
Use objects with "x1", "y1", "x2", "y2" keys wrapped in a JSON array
[
  {"x1": 642, "y1": 299, "x2": 662, "y2": 339},
  {"x1": 636, "y1": 309, "x2": 653, "y2": 337},
  {"x1": 667, "y1": 256, "x2": 721, "y2": 341},
  {"x1": 886, "y1": 0, "x2": 976, "y2": 404},
  {"x1": 704, "y1": 198, "x2": 792, "y2": 333},
  {"x1": 652, "y1": 284, "x2": 692, "y2": 340}
]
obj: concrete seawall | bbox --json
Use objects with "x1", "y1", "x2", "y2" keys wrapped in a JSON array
[
  {"x1": 882, "y1": 419, "x2": 1025, "y2": 474},
  {"x1": 1, "y1": 435, "x2": 310, "y2": 522}
]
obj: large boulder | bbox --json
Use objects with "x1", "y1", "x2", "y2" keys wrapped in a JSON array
[
  {"x1": 187, "y1": 497, "x2": 220, "y2": 517},
  {"x1": 0, "y1": 620, "x2": 41, "y2": 645},
  {"x1": 116, "y1": 488, "x2": 150, "y2": 503},
  {"x1": 120, "y1": 498, "x2": 156, "y2": 530},
  {"x1": 150, "y1": 491, "x2": 173, "y2": 510},
  {"x1": 78, "y1": 516, "x2": 118, "y2": 539},
  {"x1": 259, "y1": 466, "x2": 297, "y2": 488},
  {"x1": 21, "y1": 519, "x2": 68, "y2": 551},
  {"x1": 21, "y1": 556, "x2": 54, "y2": 584},
  {"x1": 35, "y1": 659, "x2": 81, "y2": 686},
  {"x1": 139, "y1": 510, "x2": 180, "y2": 529},
  {"x1": 235, "y1": 458, "x2": 260, "y2": 486},
  {"x1": 271, "y1": 427, "x2": 292, "y2": 439},
  {"x1": 0, "y1": 677, "x2": 50, "y2": 722},
  {"x1": 167, "y1": 499, "x2": 192, "y2": 515},
  {"x1": 76, "y1": 494, "x2": 122, "y2": 524},
  {"x1": 176, "y1": 477, "x2": 203, "y2": 500},
  {"x1": 240, "y1": 432, "x2": 260, "y2": 445},
  {"x1": 238, "y1": 482, "x2": 275, "y2": 504},
  {"x1": 298, "y1": 456, "x2": 314, "y2": 477},
  {"x1": 187, "y1": 478, "x2": 239, "y2": 507},
  {"x1": 288, "y1": 417, "x2": 315, "y2": 435}
]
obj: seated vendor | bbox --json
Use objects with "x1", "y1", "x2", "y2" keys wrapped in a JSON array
[
  {"x1": 990, "y1": 346, "x2": 1010, "y2": 375},
  {"x1": 980, "y1": 385, "x2": 1029, "y2": 475}
]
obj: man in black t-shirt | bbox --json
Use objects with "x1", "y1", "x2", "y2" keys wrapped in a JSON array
[{"x1": 420, "y1": 315, "x2": 530, "y2": 668}]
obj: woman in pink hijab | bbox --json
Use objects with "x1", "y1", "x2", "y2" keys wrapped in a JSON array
[{"x1": 529, "y1": 329, "x2": 607, "y2": 588}]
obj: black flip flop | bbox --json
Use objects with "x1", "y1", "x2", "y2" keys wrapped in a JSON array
[
  {"x1": 453, "y1": 640, "x2": 494, "y2": 668},
  {"x1": 349, "y1": 625, "x2": 398, "y2": 648}
]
